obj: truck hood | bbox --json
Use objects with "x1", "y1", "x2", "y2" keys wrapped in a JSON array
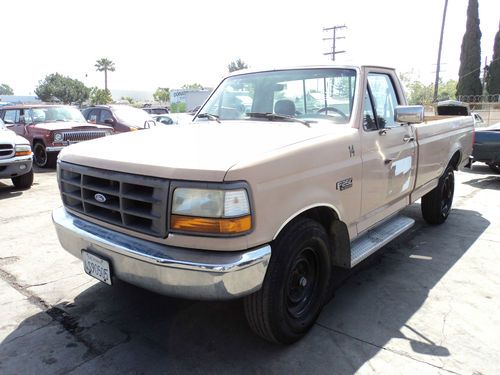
[
  {"x1": 0, "y1": 127, "x2": 30, "y2": 145},
  {"x1": 31, "y1": 121, "x2": 112, "y2": 131},
  {"x1": 59, "y1": 121, "x2": 334, "y2": 181}
]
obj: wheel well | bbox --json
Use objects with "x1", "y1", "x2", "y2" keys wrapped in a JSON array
[
  {"x1": 282, "y1": 206, "x2": 350, "y2": 268},
  {"x1": 449, "y1": 150, "x2": 461, "y2": 170}
]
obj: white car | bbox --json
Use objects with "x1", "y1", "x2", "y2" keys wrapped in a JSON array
[{"x1": 0, "y1": 118, "x2": 33, "y2": 189}]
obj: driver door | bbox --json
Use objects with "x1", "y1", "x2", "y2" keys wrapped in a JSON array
[{"x1": 358, "y1": 72, "x2": 417, "y2": 233}]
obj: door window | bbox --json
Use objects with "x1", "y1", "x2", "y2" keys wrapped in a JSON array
[
  {"x1": 363, "y1": 89, "x2": 377, "y2": 131},
  {"x1": 99, "y1": 110, "x2": 113, "y2": 123},
  {"x1": 88, "y1": 109, "x2": 99, "y2": 124},
  {"x1": 4, "y1": 109, "x2": 20, "y2": 124},
  {"x1": 367, "y1": 74, "x2": 399, "y2": 128}
]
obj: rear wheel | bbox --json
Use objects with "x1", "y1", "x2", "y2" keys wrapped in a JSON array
[
  {"x1": 421, "y1": 165, "x2": 454, "y2": 225},
  {"x1": 487, "y1": 162, "x2": 500, "y2": 174},
  {"x1": 244, "y1": 218, "x2": 332, "y2": 344},
  {"x1": 11, "y1": 169, "x2": 34, "y2": 190},
  {"x1": 33, "y1": 142, "x2": 56, "y2": 168}
]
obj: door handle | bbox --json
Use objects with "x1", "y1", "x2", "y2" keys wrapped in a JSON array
[{"x1": 403, "y1": 135, "x2": 415, "y2": 143}]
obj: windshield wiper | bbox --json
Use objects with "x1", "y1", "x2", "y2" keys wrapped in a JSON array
[
  {"x1": 197, "y1": 113, "x2": 221, "y2": 123},
  {"x1": 246, "y1": 112, "x2": 310, "y2": 127}
]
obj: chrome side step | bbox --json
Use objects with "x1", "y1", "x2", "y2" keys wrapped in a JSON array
[{"x1": 350, "y1": 215, "x2": 415, "y2": 267}]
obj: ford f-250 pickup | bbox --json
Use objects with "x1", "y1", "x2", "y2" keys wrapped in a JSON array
[{"x1": 52, "y1": 65, "x2": 474, "y2": 344}]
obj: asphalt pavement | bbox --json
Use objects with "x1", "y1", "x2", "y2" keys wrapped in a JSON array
[{"x1": 0, "y1": 165, "x2": 499, "y2": 374}]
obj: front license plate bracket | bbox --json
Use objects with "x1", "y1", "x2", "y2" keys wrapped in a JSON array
[{"x1": 82, "y1": 250, "x2": 112, "y2": 285}]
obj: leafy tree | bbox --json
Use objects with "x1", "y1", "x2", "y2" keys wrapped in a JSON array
[
  {"x1": 402, "y1": 76, "x2": 457, "y2": 105},
  {"x1": 486, "y1": 22, "x2": 500, "y2": 96},
  {"x1": 456, "y1": 0, "x2": 482, "y2": 98},
  {"x1": 95, "y1": 58, "x2": 116, "y2": 91},
  {"x1": 181, "y1": 83, "x2": 204, "y2": 90},
  {"x1": 0, "y1": 83, "x2": 14, "y2": 95},
  {"x1": 153, "y1": 87, "x2": 170, "y2": 103},
  {"x1": 35, "y1": 73, "x2": 90, "y2": 104},
  {"x1": 121, "y1": 96, "x2": 135, "y2": 104},
  {"x1": 228, "y1": 58, "x2": 248, "y2": 73},
  {"x1": 90, "y1": 87, "x2": 113, "y2": 105},
  {"x1": 170, "y1": 102, "x2": 186, "y2": 113}
]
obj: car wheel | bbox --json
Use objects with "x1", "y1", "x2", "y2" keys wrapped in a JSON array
[
  {"x1": 421, "y1": 165, "x2": 455, "y2": 225},
  {"x1": 11, "y1": 169, "x2": 34, "y2": 190},
  {"x1": 487, "y1": 162, "x2": 500, "y2": 174},
  {"x1": 33, "y1": 142, "x2": 56, "y2": 168},
  {"x1": 244, "y1": 218, "x2": 332, "y2": 344}
]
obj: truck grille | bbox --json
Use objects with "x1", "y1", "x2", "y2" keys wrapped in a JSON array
[
  {"x1": 63, "y1": 131, "x2": 108, "y2": 143},
  {"x1": 58, "y1": 162, "x2": 169, "y2": 237},
  {"x1": 0, "y1": 143, "x2": 14, "y2": 159}
]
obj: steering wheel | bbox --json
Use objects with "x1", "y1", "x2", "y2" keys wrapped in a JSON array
[{"x1": 316, "y1": 107, "x2": 348, "y2": 120}]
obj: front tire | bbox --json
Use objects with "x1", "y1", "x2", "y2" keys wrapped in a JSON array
[
  {"x1": 11, "y1": 169, "x2": 34, "y2": 189},
  {"x1": 244, "y1": 218, "x2": 332, "y2": 344},
  {"x1": 33, "y1": 142, "x2": 56, "y2": 168},
  {"x1": 421, "y1": 165, "x2": 455, "y2": 225}
]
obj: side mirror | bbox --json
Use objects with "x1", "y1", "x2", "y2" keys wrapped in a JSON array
[
  {"x1": 395, "y1": 105, "x2": 424, "y2": 124},
  {"x1": 103, "y1": 119, "x2": 115, "y2": 125}
]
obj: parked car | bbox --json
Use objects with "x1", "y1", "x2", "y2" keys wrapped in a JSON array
[
  {"x1": 0, "y1": 118, "x2": 34, "y2": 189},
  {"x1": 142, "y1": 106, "x2": 169, "y2": 115},
  {"x1": 82, "y1": 105, "x2": 156, "y2": 132},
  {"x1": 0, "y1": 104, "x2": 113, "y2": 168},
  {"x1": 53, "y1": 65, "x2": 473, "y2": 344},
  {"x1": 472, "y1": 122, "x2": 500, "y2": 173},
  {"x1": 152, "y1": 113, "x2": 193, "y2": 125}
]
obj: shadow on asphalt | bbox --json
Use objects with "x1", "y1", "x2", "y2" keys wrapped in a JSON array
[
  {"x1": 0, "y1": 182, "x2": 23, "y2": 199},
  {"x1": 0, "y1": 206, "x2": 490, "y2": 374}
]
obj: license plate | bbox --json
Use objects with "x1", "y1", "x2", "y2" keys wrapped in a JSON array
[{"x1": 82, "y1": 251, "x2": 112, "y2": 285}]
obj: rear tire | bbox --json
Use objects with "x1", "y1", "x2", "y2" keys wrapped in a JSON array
[
  {"x1": 11, "y1": 169, "x2": 34, "y2": 190},
  {"x1": 487, "y1": 163, "x2": 500, "y2": 174},
  {"x1": 421, "y1": 165, "x2": 454, "y2": 225},
  {"x1": 244, "y1": 218, "x2": 332, "y2": 344}
]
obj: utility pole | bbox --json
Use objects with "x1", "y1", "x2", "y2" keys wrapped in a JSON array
[
  {"x1": 323, "y1": 25, "x2": 347, "y2": 61},
  {"x1": 433, "y1": 0, "x2": 449, "y2": 102}
]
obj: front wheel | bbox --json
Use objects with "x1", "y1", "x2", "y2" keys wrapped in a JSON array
[
  {"x1": 244, "y1": 218, "x2": 332, "y2": 344},
  {"x1": 11, "y1": 169, "x2": 34, "y2": 189},
  {"x1": 33, "y1": 142, "x2": 56, "y2": 168},
  {"x1": 421, "y1": 165, "x2": 455, "y2": 225}
]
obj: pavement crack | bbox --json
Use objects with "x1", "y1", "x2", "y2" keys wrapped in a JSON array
[
  {"x1": 0, "y1": 266, "x2": 103, "y2": 361},
  {"x1": 0, "y1": 209, "x2": 54, "y2": 225},
  {"x1": 316, "y1": 323, "x2": 463, "y2": 375}
]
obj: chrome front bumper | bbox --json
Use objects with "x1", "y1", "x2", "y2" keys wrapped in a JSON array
[{"x1": 52, "y1": 207, "x2": 271, "y2": 300}]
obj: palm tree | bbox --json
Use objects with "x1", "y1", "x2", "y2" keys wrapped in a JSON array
[{"x1": 94, "y1": 58, "x2": 116, "y2": 91}]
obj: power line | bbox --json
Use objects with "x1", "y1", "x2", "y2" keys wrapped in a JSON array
[{"x1": 323, "y1": 25, "x2": 347, "y2": 61}]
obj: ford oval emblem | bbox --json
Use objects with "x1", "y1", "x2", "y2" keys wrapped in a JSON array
[{"x1": 94, "y1": 193, "x2": 107, "y2": 203}]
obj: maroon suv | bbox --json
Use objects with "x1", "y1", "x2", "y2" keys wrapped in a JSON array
[{"x1": 0, "y1": 104, "x2": 113, "y2": 168}]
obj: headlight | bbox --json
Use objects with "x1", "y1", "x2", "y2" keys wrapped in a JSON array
[
  {"x1": 170, "y1": 187, "x2": 251, "y2": 235},
  {"x1": 54, "y1": 133, "x2": 63, "y2": 142},
  {"x1": 15, "y1": 144, "x2": 32, "y2": 157}
]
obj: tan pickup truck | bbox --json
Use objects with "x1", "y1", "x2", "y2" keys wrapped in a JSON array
[{"x1": 53, "y1": 65, "x2": 473, "y2": 344}]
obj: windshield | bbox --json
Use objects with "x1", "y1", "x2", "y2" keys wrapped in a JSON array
[
  {"x1": 31, "y1": 106, "x2": 86, "y2": 123},
  {"x1": 113, "y1": 107, "x2": 152, "y2": 127},
  {"x1": 200, "y1": 68, "x2": 356, "y2": 124}
]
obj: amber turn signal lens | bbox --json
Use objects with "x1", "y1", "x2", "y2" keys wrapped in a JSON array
[
  {"x1": 15, "y1": 151, "x2": 32, "y2": 157},
  {"x1": 171, "y1": 215, "x2": 252, "y2": 234}
]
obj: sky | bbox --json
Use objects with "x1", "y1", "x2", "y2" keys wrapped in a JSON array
[{"x1": 1, "y1": 0, "x2": 498, "y2": 96}]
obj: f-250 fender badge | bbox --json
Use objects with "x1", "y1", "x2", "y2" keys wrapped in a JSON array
[{"x1": 336, "y1": 178, "x2": 353, "y2": 191}]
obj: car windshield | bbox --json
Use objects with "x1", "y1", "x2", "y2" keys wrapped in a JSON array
[
  {"x1": 31, "y1": 106, "x2": 86, "y2": 123},
  {"x1": 113, "y1": 107, "x2": 152, "y2": 127},
  {"x1": 199, "y1": 68, "x2": 357, "y2": 125}
]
